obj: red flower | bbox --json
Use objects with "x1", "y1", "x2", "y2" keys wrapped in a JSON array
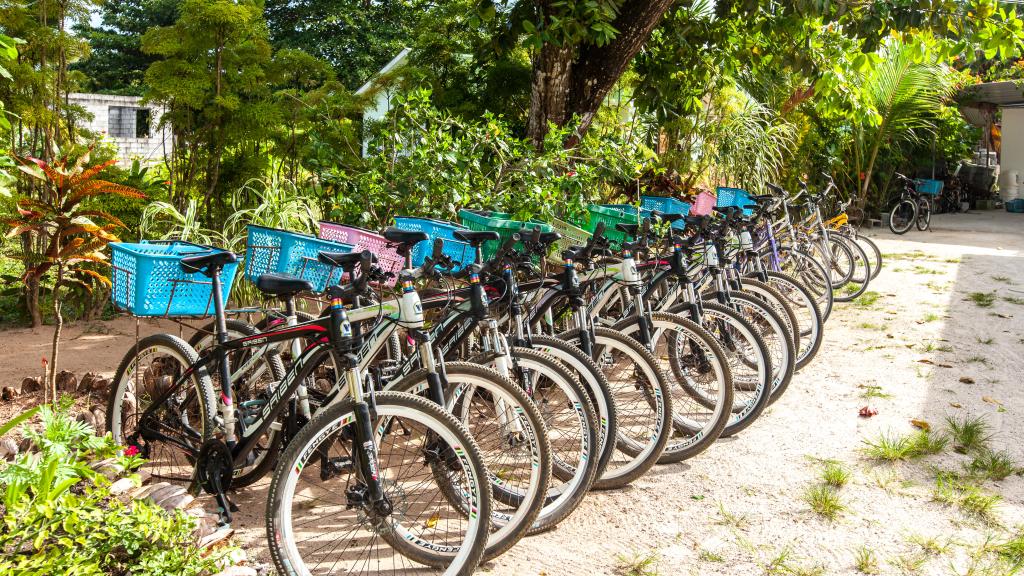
[
  {"x1": 566, "y1": 171, "x2": 576, "y2": 178},
  {"x1": 124, "y1": 445, "x2": 140, "y2": 457}
]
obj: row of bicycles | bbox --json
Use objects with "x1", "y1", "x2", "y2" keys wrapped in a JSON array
[{"x1": 103, "y1": 175, "x2": 882, "y2": 575}]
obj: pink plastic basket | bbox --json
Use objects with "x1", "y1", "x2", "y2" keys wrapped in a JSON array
[
  {"x1": 318, "y1": 221, "x2": 404, "y2": 287},
  {"x1": 691, "y1": 191, "x2": 716, "y2": 216}
]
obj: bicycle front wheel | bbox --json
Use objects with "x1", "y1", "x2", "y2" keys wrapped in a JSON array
[
  {"x1": 266, "y1": 391, "x2": 492, "y2": 575},
  {"x1": 916, "y1": 197, "x2": 932, "y2": 231},
  {"x1": 889, "y1": 200, "x2": 916, "y2": 234}
]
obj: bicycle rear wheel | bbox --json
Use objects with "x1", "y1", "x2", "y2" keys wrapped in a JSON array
[
  {"x1": 832, "y1": 236, "x2": 871, "y2": 302},
  {"x1": 916, "y1": 197, "x2": 932, "y2": 231},
  {"x1": 266, "y1": 392, "x2": 492, "y2": 575}
]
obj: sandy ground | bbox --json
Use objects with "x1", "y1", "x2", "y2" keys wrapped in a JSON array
[{"x1": 2, "y1": 211, "x2": 1023, "y2": 575}]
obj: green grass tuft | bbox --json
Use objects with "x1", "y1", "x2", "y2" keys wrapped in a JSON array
[
  {"x1": 853, "y1": 291, "x2": 881, "y2": 308},
  {"x1": 967, "y1": 448, "x2": 1018, "y2": 481},
  {"x1": 859, "y1": 385, "x2": 892, "y2": 399},
  {"x1": 804, "y1": 484, "x2": 844, "y2": 519},
  {"x1": 821, "y1": 460, "x2": 851, "y2": 488},
  {"x1": 862, "y1": 430, "x2": 947, "y2": 461},
  {"x1": 968, "y1": 292, "x2": 997, "y2": 307},
  {"x1": 1005, "y1": 296, "x2": 1024, "y2": 306},
  {"x1": 946, "y1": 414, "x2": 992, "y2": 454},
  {"x1": 854, "y1": 546, "x2": 879, "y2": 574},
  {"x1": 614, "y1": 549, "x2": 661, "y2": 576}
]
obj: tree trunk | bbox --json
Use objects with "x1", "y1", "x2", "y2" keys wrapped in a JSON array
[
  {"x1": 525, "y1": 1, "x2": 673, "y2": 147},
  {"x1": 526, "y1": 43, "x2": 574, "y2": 147},
  {"x1": 24, "y1": 274, "x2": 42, "y2": 328},
  {"x1": 47, "y1": 270, "x2": 63, "y2": 401}
]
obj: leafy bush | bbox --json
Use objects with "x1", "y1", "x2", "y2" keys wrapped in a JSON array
[
  {"x1": 330, "y1": 87, "x2": 658, "y2": 228},
  {"x1": 0, "y1": 401, "x2": 229, "y2": 575}
]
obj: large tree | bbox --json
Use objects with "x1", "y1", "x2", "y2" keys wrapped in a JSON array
[
  {"x1": 507, "y1": 0, "x2": 676, "y2": 145},
  {"x1": 142, "y1": 0, "x2": 275, "y2": 210},
  {"x1": 72, "y1": 0, "x2": 180, "y2": 95}
]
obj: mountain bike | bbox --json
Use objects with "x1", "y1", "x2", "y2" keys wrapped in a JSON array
[{"x1": 888, "y1": 173, "x2": 931, "y2": 234}]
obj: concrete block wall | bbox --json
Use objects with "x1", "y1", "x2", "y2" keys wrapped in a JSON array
[{"x1": 68, "y1": 92, "x2": 170, "y2": 165}]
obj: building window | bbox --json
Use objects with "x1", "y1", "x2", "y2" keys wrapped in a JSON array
[{"x1": 108, "y1": 106, "x2": 152, "y2": 138}]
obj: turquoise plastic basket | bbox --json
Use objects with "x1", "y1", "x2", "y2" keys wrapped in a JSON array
[
  {"x1": 640, "y1": 196, "x2": 690, "y2": 229},
  {"x1": 715, "y1": 187, "x2": 754, "y2": 216},
  {"x1": 245, "y1": 225, "x2": 354, "y2": 293},
  {"x1": 393, "y1": 216, "x2": 473, "y2": 271},
  {"x1": 110, "y1": 241, "x2": 238, "y2": 317},
  {"x1": 914, "y1": 179, "x2": 943, "y2": 196}
]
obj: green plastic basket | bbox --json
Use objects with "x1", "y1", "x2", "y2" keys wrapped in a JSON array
[
  {"x1": 457, "y1": 209, "x2": 552, "y2": 262},
  {"x1": 567, "y1": 204, "x2": 640, "y2": 247}
]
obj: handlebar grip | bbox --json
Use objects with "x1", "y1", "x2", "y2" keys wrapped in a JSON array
[
  {"x1": 593, "y1": 221, "x2": 606, "y2": 239},
  {"x1": 431, "y1": 238, "x2": 444, "y2": 261}
]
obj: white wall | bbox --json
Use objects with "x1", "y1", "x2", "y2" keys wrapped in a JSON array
[
  {"x1": 68, "y1": 93, "x2": 170, "y2": 166},
  {"x1": 1000, "y1": 106, "x2": 1024, "y2": 200}
]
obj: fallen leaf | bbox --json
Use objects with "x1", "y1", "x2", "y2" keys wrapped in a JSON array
[
  {"x1": 937, "y1": 363, "x2": 953, "y2": 368},
  {"x1": 982, "y1": 396, "x2": 1003, "y2": 406},
  {"x1": 959, "y1": 376, "x2": 975, "y2": 384},
  {"x1": 859, "y1": 406, "x2": 878, "y2": 418},
  {"x1": 910, "y1": 419, "x2": 930, "y2": 431},
  {"x1": 918, "y1": 359, "x2": 934, "y2": 365},
  {"x1": 949, "y1": 402, "x2": 962, "y2": 408},
  {"x1": 886, "y1": 334, "x2": 895, "y2": 339},
  {"x1": 424, "y1": 513, "x2": 440, "y2": 528}
]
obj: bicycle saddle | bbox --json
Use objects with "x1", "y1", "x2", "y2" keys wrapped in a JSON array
[
  {"x1": 650, "y1": 210, "x2": 684, "y2": 223},
  {"x1": 255, "y1": 273, "x2": 314, "y2": 297},
  {"x1": 538, "y1": 231, "x2": 562, "y2": 246},
  {"x1": 615, "y1": 223, "x2": 641, "y2": 237},
  {"x1": 383, "y1": 227, "x2": 428, "y2": 247},
  {"x1": 318, "y1": 250, "x2": 377, "y2": 269},
  {"x1": 453, "y1": 230, "x2": 500, "y2": 246},
  {"x1": 179, "y1": 250, "x2": 237, "y2": 276}
]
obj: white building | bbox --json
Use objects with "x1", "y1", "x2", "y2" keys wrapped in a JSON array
[{"x1": 68, "y1": 92, "x2": 170, "y2": 165}]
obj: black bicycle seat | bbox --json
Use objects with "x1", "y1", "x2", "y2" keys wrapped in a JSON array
[
  {"x1": 650, "y1": 210, "x2": 684, "y2": 223},
  {"x1": 538, "y1": 231, "x2": 562, "y2": 245},
  {"x1": 179, "y1": 250, "x2": 237, "y2": 276},
  {"x1": 383, "y1": 227, "x2": 428, "y2": 247},
  {"x1": 255, "y1": 273, "x2": 314, "y2": 297},
  {"x1": 615, "y1": 223, "x2": 641, "y2": 237},
  {"x1": 453, "y1": 230, "x2": 500, "y2": 246},
  {"x1": 318, "y1": 250, "x2": 376, "y2": 269}
]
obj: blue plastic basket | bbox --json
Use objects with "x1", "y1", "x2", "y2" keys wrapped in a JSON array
[
  {"x1": 393, "y1": 217, "x2": 474, "y2": 271},
  {"x1": 715, "y1": 187, "x2": 754, "y2": 216},
  {"x1": 914, "y1": 179, "x2": 943, "y2": 196},
  {"x1": 245, "y1": 225, "x2": 354, "y2": 292},
  {"x1": 110, "y1": 241, "x2": 238, "y2": 317},
  {"x1": 640, "y1": 196, "x2": 690, "y2": 229}
]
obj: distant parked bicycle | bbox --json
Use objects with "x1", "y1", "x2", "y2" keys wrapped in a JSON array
[{"x1": 888, "y1": 173, "x2": 931, "y2": 234}]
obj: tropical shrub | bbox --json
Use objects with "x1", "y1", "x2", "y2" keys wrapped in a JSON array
[
  {"x1": 0, "y1": 401, "x2": 230, "y2": 576},
  {"x1": 8, "y1": 147, "x2": 144, "y2": 397}
]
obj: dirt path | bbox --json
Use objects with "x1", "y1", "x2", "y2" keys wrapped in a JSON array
[{"x1": 2, "y1": 211, "x2": 1023, "y2": 575}]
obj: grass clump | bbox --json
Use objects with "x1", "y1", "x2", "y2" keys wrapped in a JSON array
[
  {"x1": 976, "y1": 337, "x2": 994, "y2": 345},
  {"x1": 862, "y1": 430, "x2": 947, "y2": 461},
  {"x1": 946, "y1": 414, "x2": 992, "y2": 454},
  {"x1": 804, "y1": 484, "x2": 844, "y2": 520},
  {"x1": 854, "y1": 546, "x2": 879, "y2": 574},
  {"x1": 857, "y1": 322, "x2": 884, "y2": 330},
  {"x1": 908, "y1": 533, "x2": 952, "y2": 556},
  {"x1": 933, "y1": 471, "x2": 1001, "y2": 524},
  {"x1": 698, "y1": 548, "x2": 724, "y2": 562},
  {"x1": 822, "y1": 460, "x2": 851, "y2": 488},
  {"x1": 920, "y1": 312, "x2": 941, "y2": 323},
  {"x1": 715, "y1": 501, "x2": 749, "y2": 529},
  {"x1": 991, "y1": 275, "x2": 1012, "y2": 284},
  {"x1": 1004, "y1": 296, "x2": 1024, "y2": 306},
  {"x1": 968, "y1": 292, "x2": 997, "y2": 307},
  {"x1": 967, "y1": 448, "x2": 1018, "y2": 481},
  {"x1": 614, "y1": 549, "x2": 661, "y2": 576},
  {"x1": 912, "y1": 265, "x2": 942, "y2": 275},
  {"x1": 859, "y1": 385, "x2": 892, "y2": 399},
  {"x1": 854, "y1": 291, "x2": 881, "y2": 308}
]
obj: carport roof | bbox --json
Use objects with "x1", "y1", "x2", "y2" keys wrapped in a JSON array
[{"x1": 959, "y1": 80, "x2": 1024, "y2": 107}]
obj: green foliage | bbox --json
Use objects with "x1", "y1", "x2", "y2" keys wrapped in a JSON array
[
  {"x1": 0, "y1": 401, "x2": 228, "y2": 575},
  {"x1": 862, "y1": 430, "x2": 947, "y2": 461},
  {"x1": 331, "y1": 88, "x2": 656, "y2": 227}
]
